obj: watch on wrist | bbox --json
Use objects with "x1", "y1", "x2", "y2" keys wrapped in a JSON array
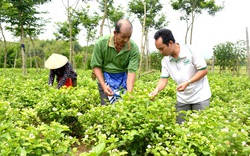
[{"x1": 187, "y1": 80, "x2": 191, "y2": 86}]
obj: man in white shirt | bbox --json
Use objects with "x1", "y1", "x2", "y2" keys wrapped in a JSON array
[{"x1": 149, "y1": 28, "x2": 211, "y2": 124}]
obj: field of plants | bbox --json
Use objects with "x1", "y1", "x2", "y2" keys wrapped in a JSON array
[{"x1": 0, "y1": 68, "x2": 249, "y2": 156}]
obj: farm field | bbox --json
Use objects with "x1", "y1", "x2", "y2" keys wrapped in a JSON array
[{"x1": 0, "y1": 68, "x2": 249, "y2": 155}]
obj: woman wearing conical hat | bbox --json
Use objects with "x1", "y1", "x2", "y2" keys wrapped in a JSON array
[{"x1": 45, "y1": 53, "x2": 77, "y2": 89}]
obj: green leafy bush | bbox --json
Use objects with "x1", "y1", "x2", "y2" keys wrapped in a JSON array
[{"x1": 0, "y1": 69, "x2": 249, "y2": 155}]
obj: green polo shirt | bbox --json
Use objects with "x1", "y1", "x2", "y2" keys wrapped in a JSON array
[{"x1": 91, "y1": 34, "x2": 140, "y2": 73}]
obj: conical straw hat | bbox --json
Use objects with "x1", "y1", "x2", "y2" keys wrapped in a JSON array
[{"x1": 45, "y1": 53, "x2": 68, "y2": 69}]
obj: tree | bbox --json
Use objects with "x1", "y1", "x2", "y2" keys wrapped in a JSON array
[
  {"x1": 98, "y1": 0, "x2": 109, "y2": 37},
  {"x1": 95, "y1": 0, "x2": 124, "y2": 36},
  {"x1": 170, "y1": 0, "x2": 224, "y2": 44},
  {"x1": 0, "y1": 0, "x2": 10, "y2": 70},
  {"x1": 128, "y1": 0, "x2": 168, "y2": 75},
  {"x1": 2, "y1": 0, "x2": 51, "y2": 75},
  {"x1": 77, "y1": 5, "x2": 100, "y2": 69},
  {"x1": 54, "y1": 19, "x2": 80, "y2": 42},
  {"x1": 213, "y1": 41, "x2": 246, "y2": 75},
  {"x1": 105, "y1": 3, "x2": 124, "y2": 31},
  {"x1": 61, "y1": 0, "x2": 81, "y2": 65}
]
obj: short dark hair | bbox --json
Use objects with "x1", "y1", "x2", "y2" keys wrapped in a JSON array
[
  {"x1": 154, "y1": 29, "x2": 175, "y2": 46},
  {"x1": 115, "y1": 19, "x2": 133, "y2": 33}
]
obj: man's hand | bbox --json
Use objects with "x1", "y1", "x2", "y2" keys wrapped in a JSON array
[
  {"x1": 176, "y1": 81, "x2": 189, "y2": 92},
  {"x1": 149, "y1": 88, "x2": 158, "y2": 100},
  {"x1": 103, "y1": 85, "x2": 114, "y2": 96}
]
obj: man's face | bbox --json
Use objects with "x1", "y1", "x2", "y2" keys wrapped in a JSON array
[
  {"x1": 114, "y1": 27, "x2": 132, "y2": 49},
  {"x1": 155, "y1": 37, "x2": 172, "y2": 56}
]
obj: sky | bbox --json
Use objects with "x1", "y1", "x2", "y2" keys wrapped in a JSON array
[{"x1": 3, "y1": 0, "x2": 250, "y2": 59}]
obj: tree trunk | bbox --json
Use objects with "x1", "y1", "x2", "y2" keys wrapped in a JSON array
[
  {"x1": 29, "y1": 47, "x2": 32, "y2": 68},
  {"x1": 21, "y1": 44, "x2": 27, "y2": 75},
  {"x1": 189, "y1": 11, "x2": 195, "y2": 45},
  {"x1": 246, "y1": 27, "x2": 250, "y2": 78},
  {"x1": 63, "y1": 0, "x2": 80, "y2": 64},
  {"x1": 67, "y1": 0, "x2": 73, "y2": 63},
  {"x1": 138, "y1": 2, "x2": 146, "y2": 78},
  {"x1": 211, "y1": 51, "x2": 215, "y2": 72},
  {"x1": 145, "y1": 29, "x2": 151, "y2": 71},
  {"x1": 145, "y1": 29, "x2": 149, "y2": 71},
  {"x1": 184, "y1": 16, "x2": 189, "y2": 44},
  {"x1": 14, "y1": 51, "x2": 17, "y2": 68},
  {"x1": 0, "y1": 22, "x2": 8, "y2": 69},
  {"x1": 28, "y1": 35, "x2": 39, "y2": 71},
  {"x1": 99, "y1": 0, "x2": 108, "y2": 37}
]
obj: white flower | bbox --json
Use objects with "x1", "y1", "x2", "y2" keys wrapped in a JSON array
[
  {"x1": 203, "y1": 116, "x2": 208, "y2": 119},
  {"x1": 77, "y1": 112, "x2": 82, "y2": 116},
  {"x1": 233, "y1": 149, "x2": 237, "y2": 154},
  {"x1": 165, "y1": 147, "x2": 169, "y2": 151},
  {"x1": 29, "y1": 133, "x2": 35, "y2": 138},
  {"x1": 52, "y1": 107, "x2": 57, "y2": 111},
  {"x1": 242, "y1": 141, "x2": 246, "y2": 146},
  {"x1": 84, "y1": 135, "x2": 89, "y2": 139},
  {"x1": 221, "y1": 127, "x2": 229, "y2": 132},
  {"x1": 111, "y1": 148, "x2": 118, "y2": 152},
  {"x1": 232, "y1": 133, "x2": 237, "y2": 137},
  {"x1": 200, "y1": 121, "x2": 206, "y2": 125},
  {"x1": 191, "y1": 114, "x2": 199, "y2": 118},
  {"x1": 147, "y1": 145, "x2": 151, "y2": 148},
  {"x1": 160, "y1": 124, "x2": 164, "y2": 128},
  {"x1": 241, "y1": 129, "x2": 245, "y2": 133}
]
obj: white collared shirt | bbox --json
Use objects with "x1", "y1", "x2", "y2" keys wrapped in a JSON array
[{"x1": 161, "y1": 44, "x2": 211, "y2": 103}]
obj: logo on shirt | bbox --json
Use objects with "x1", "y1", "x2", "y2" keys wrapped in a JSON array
[{"x1": 183, "y1": 58, "x2": 191, "y2": 66}]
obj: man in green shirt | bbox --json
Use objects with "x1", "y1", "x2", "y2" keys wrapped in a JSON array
[{"x1": 91, "y1": 19, "x2": 140, "y2": 105}]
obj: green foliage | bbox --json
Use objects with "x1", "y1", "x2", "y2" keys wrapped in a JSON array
[
  {"x1": 107, "y1": 4, "x2": 125, "y2": 28},
  {"x1": 129, "y1": 0, "x2": 168, "y2": 30},
  {"x1": 213, "y1": 41, "x2": 247, "y2": 74},
  {"x1": 0, "y1": 101, "x2": 78, "y2": 155},
  {"x1": 0, "y1": 69, "x2": 249, "y2": 155},
  {"x1": 0, "y1": 40, "x2": 89, "y2": 69},
  {"x1": 170, "y1": 0, "x2": 224, "y2": 44},
  {"x1": 2, "y1": 0, "x2": 50, "y2": 38},
  {"x1": 0, "y1": 41, "x2": 20, "y2": 68},
  {"x1": 78, "y1": 72, "x2": 250, "y2": 155},
  {"x1": 170, "y1": 0, "x2": 224, "y2": 18},
  {"x1": 149, "y1": 51, "x2": 164, "y2": 71},
  {"x1": 54, "y1": 19, "x2": 81, "y2": 41},
  {"x1": 76, "y1": 6, "x2": 100, "y2": 46}
]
